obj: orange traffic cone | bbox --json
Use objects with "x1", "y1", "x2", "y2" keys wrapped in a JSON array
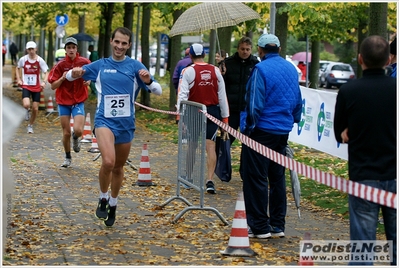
[
  {"x1": 69, "y1": 117, "x2": 74, "y2": 133},
  {"x1": 136, "y1": 144, "x2": 155, "y2": 186},
  {"x1": 299, "y1": 232, "x2": 314, "y2": 265},
  {"x1": 39, "y1": 90, "x2": 46, "y2": 110},
  {"x1": 87, "y1": 135, "x2": 100, "y2": 153},
  {"x1": 46, "y1": 96, "x2": 54, "y2": 114},
  {"x1": 81, "y1": 113, "x2": 92, "y2": 143},
  {"x1": 220, "y1": 192, "x2": 257, "y2": 257}
]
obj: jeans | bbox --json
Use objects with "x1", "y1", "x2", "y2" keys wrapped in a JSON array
[
  {"x1": 348, "y1": 179, "x2": 397, "y2": 265},
  {"x1": 240, "y1": 128, "x2": 288, "y2": 235}
]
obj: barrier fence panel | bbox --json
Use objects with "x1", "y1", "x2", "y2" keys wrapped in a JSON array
[{"x1": 160, "y1": 101, "x2": 228, "y2": 225}]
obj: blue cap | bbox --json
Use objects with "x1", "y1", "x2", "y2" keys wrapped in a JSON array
[
  {"x1": 189, "y1": 43, "x2": 205, "y2": 57},
  {"x1": 258, "y1": 34, "x2": 280, "y2": 48}
]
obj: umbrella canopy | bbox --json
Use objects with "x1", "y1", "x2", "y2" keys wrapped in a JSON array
[
  {"x1": 169, "y1": 2, "x2": 260, "y2": 37},
  {"x1": 291, "y1": 51, "x2": 311, "y2": 63},
  {"x1": 69, "y1": 33, "x2": 95, "y2": 42},
  {"x1": 286, "y1": 145, "x2": 301, "y2": 219}
]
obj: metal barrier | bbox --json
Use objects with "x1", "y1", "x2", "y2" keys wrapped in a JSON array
[{"x1": 160, "y1": 100, "x2": 228, "y2": 225}]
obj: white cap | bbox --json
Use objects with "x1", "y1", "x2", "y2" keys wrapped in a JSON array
[{"x1": 26, "y1": 41, "x2": 37, "y2": 49}]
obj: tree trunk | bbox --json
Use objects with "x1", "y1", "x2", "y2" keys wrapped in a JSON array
[
  {"x1": 209, "y1": 29, "x2": 216, "y2": 64},
  {"x1": 275, "y1": 2, "x2": 288, "y2": 59},
  {"x1": 217, "y1": 26, "x2": 232, "y2": 56},
  {"x1": 47, "y1": 30, "x2": 54, "y2": 69},
  {"x1": 78, "y1": 13, "x2": 87, "y2": 58},
  {"x1": 356, "y1": 9, "x2": 369, "y2": 79},
  {"x1": 169, "y1": 8, "x2": 183, "y2": 114},
  {"x1": 369, "y1": 3, "x2": 388, "y2": 38},
  {"x1": 103, "y1": 3, "x2": 114, "y2": 58},
  {"x1": 140, "y1": 3, "x2": 151, "y2": 107},
  {"x1": 124, "y1": 3, "x2": 134, "y2": 58},
  {"x1": 309, "y1": 39, "x2": 320, "y2": 89}
]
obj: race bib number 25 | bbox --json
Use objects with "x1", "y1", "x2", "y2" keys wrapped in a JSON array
[{"x1": 104, "y1": 94, "x2": 131, "y2": 118}]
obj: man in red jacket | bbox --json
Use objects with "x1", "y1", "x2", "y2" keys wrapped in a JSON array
[{"x1": 48, "y1": 37, "x2": 91, "y2": 167}]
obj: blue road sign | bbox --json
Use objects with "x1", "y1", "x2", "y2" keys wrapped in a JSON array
[
  {"x1": 55, "y1": 14, "x2": 69, "y2": 26},
  {"x1": 160, "y1": 34, "x2": 169, "y2": 45}
]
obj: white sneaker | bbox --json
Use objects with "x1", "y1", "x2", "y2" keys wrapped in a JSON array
[
  {"x1": 61, "y1": 158, "x2": 71, "y2": 168},
  {"x1": 27, "y1": 124, "x2": 33, "y2": 134}
]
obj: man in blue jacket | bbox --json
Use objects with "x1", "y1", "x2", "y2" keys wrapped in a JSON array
[{"x1": 240, "y1": 34, "x2": 302, "y2": 239}]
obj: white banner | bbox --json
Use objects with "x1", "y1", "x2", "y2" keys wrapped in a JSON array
[{"x1": 289, "y1": 86, "x2": 348, "y2": 160}]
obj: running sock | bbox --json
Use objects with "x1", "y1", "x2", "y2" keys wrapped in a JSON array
[
  {"x1": 100, "y1": 191, "x2": 109, "y2": 200},
  {"x1": 65, "y1": 152, "x2": 71, "y2": 159},
  {"x1": 109, "y1": 196, "x2": 118, "y2": 207}
]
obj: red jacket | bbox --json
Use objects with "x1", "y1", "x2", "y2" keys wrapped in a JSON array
[{"x1": 48, "y1": 53, "x2": 90, "y2": 105}]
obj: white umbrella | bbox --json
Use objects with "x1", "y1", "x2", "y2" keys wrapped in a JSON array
[{"x1": 169, "y1": 2, "x2": 260, "y2": 37}]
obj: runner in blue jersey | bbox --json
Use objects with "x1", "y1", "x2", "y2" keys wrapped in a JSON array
[{"x1": 66, "y1": 27, "x2": 162, "y2": 227}]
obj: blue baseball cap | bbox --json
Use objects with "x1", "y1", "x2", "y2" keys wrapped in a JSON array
[{"x1": 258, "y1": 34, "x2": 280, "y2": 48}]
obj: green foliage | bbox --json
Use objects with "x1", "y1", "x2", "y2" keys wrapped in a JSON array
[{"x1": 320, "y1": 51, "x2": 339, "y2": 61}]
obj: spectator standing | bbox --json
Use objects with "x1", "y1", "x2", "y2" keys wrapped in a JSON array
[
  {"x1": 240, "y1": 34, "x2": 302, "y2": 239},
  {"x1": 66, "y1": 27, "x2": 162, "y2": 227},
  {"x1": 172, "y1": 47, "x2": 191, "y2": 94},
  {"x1": 297, "y1": 61, "x2": 307, "y2": 81},
  {"x1": 55, "y1": 44, "x2": 66, "y2": 63},
  {"x1": 222, "y1": 37, "x2": 259, "y2": 144},
  {"x1": 48, "y1": 37, "x2": 91, "y2": 168},
  {"x1": 9, "y1": 41, "x2": 19, "y2": 65},
  {"x1": 389, "y1": 37, "x2": 396, "y2": 77},
  {"x1": 2, "y1": 42, "x2": 6, "y2": 66},
  {"x1": 176, "y1": 43, "x2": 230, "y2": 194},
  {"x1": 334, "y1": 35, "x2": 396, "y2": 266},
  {"x1": 15, "y1": 41, "x2": 49, "y2": 134}
]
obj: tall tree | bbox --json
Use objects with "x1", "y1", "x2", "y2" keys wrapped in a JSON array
[
  {"x1": 140, "y1": 3, "x2": 151, "y2": 107},
  {"x1": 369, "y1": 3, "x2": 388, "y2": 37},
  {"x1": 98, "y1": 3, "x2": 114, "y2": 58},
  {"x1": 124, "y1": 3, "x2": 134, "y2": 58},
  {"x1": 168, "y1": 8, "x2": 184, "y2": 113},
  {"x1": 275, "y1": 2, "x2": 289, "y2": 59}
]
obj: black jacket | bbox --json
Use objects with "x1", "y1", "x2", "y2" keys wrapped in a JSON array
[
  {"x1": 9, "y1": 43, "x2": 18, "y2": 55},
  {"x1": 222, "y1": 52, "x2": 259, "y2": 113},
  {"x1": 334, "y1": 69, "x2": 396, "y2": 181}
]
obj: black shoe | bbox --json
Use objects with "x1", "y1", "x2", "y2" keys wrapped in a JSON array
[
  {"x1": 95, "y1": 198, "x2": 109, "y2": 220},
  {"x1": 104, "y1": 205, "x2": 117, "y2": 227},
  {"x1": 206, "y1": 181, "x2": 216, "y2": 194}
]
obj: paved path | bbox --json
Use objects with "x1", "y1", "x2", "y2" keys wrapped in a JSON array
[{"x1": 2, "y1": 64, "x2": 353, "y2": 266}]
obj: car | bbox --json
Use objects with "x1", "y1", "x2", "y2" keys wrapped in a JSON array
[
  {"x1": 150, "y1": 52, "x2": 165, "y2": 68},
  {"x1": 318, "y1": 60, "x2": 331, "y2": 79},
  {"x1": 319, "y1": 62, "x2": 355, "y2": 89}
]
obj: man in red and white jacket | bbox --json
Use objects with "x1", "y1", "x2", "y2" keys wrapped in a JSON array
[{"x1": 48, "y1": 37, "x2": 91, "y2": 168}]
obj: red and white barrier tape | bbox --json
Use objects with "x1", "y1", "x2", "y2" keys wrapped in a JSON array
[
  {"x1": 134, "y1": 102, "x2": 397, "y2": 209},
  {"x1": 135, "y1": 101, "x2": 178, "y2": 115},
  {"x1": 203, "y1": 111, "x2": 396, "y2": 209}
]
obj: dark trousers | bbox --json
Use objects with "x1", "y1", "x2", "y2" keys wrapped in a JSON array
[
  {"x1": 240, "y1": 128, "x2": 288, "y2": 234},
  {"x1": 228, "y1": 111, "x2": 240, "y2": 145},
  {"x1": 2, "y1": 53, "x2": 5, "y2": 66}
]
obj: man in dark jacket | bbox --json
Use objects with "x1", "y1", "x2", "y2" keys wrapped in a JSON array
[
  {"x1": 334, "y1": 35, "x2": 396, "y2": 265},
  {"x1": 9, "y1": 42, "x2": 19, "y2": 65},
  {"x1": 222, "y1": 37, "x2": 259, "y2": 144}
]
